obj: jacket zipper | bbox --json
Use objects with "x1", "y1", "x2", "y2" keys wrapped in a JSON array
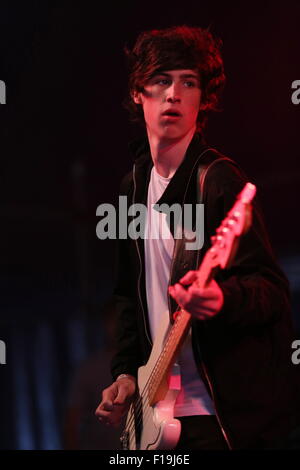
[
  {"x1": 132, "y1": 164, "x2": 153, "y2": 349},
  {"x1": 167, "y1": 238, "x2": 179, "y2": 322}
]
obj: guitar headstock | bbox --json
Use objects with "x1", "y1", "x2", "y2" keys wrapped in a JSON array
[{"x1": 207, "y1": 182, "x2": 256, "y2": 269}]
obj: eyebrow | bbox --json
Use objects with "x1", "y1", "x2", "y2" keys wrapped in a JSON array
[{"x1": 155, "y1": 72, "x2": 199, "y2": 80}]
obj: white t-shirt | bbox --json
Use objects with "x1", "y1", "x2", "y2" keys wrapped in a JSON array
[{"x1": 144, "y1": 166, "x2": 215, "y2": 417}]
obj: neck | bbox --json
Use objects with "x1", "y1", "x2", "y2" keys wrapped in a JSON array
[{"x1": 147, "y1": 127, "x2": 196, "y2": 178}]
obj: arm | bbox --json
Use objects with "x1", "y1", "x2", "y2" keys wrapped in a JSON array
[
  {"x1": 95, "y1": 174, "x2": 142, "y2": 426},
  {"x1": 170, "y1": 160, "x2": 291, "y2": 329},
  {"x1": 110, "y1": 171, "x2": 143, "y2": 379}
]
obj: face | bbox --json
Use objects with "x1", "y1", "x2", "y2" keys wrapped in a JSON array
[{"x1": 133, "y1": 69, "x2": 202, "y2": 142}]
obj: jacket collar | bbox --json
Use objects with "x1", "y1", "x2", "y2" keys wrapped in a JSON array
[{"x1": 129, "y1": 131, "x2": 208, "y2": 207}]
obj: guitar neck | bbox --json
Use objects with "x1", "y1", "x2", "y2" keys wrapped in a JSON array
[
  {"x1": 146, "y1": 182, "x2": 256, "y2": 406},
  {"x1": 147, "y1": 254, "x2": 212, "y2": 405}
]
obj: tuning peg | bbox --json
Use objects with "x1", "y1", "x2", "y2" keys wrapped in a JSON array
[{"x1": 232, "y1": 211, "x2": 240, "y2": 220}]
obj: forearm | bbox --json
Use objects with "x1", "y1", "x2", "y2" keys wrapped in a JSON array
[{"x1": 218, "y1": 268, "x2": 290, "y2": 328}]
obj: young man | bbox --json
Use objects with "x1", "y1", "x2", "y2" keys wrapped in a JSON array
[{"x1": 95, "y1": 26, "x2": 299, "y2": 449}]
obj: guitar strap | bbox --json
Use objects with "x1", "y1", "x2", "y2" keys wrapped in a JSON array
[{"x1": 196, "y1": 151, "x2": 237, "y2": 204}]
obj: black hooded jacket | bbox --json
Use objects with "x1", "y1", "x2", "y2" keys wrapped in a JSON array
[{"x1": 110, "y1": 132, "x2": 300, "y2": 449}]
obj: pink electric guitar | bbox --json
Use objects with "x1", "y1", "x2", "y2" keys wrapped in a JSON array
[{"x1": 120, "y1": 182, "x2": 256, "y2": 450}]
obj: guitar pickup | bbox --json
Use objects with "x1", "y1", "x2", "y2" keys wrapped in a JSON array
[{"x1": 168, "y1": 362, "x2": 181, "y2": 390}]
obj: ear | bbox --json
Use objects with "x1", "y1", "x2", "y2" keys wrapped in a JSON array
[
  {"x1": 132, "y1": 90, "x2": 143, "y2": 105},
  {"x1": 199, "y1": 102, "x2": 209, "y2": 112}
]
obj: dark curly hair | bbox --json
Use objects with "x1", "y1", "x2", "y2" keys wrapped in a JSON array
[{"x1": 123, "y1": 25, "x2": 226, "y2": 132}]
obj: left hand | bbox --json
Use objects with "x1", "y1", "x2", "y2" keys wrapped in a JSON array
[{"x1": 168, "y1": 270, "x2": 224, "y2": 320}]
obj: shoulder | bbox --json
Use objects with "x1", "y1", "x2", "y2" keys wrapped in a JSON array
[
  {"x1": 201, "y1": 148, "x2": 249, "y2": 197},
  {"x1": 199, "y1": 149, "x2": 256, "y2": 227}
]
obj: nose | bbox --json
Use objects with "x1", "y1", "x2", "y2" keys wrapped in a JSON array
[{"x1": 166, "y1": 82, "x2": 181, "y2": 103}]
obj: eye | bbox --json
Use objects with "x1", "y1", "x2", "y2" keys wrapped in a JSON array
[
  {"x1": 184, "y1": 80, "x2": 197, "y2": 88},
  {"x1": 156, "y1": 78, "x2": 171, "y2": 86}
]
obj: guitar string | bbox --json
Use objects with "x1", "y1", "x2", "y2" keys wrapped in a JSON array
[
  {"x1": 122, "y1": 255, "x2": 213, "y2": 444},
  {"x1": 123, "y1": 231, "x2": 214, "y2": 445},
  {"x1": 124, "y1": 258, "x2": 214, "y2": 448},
  {"x1": 122, "y1": 311, "x2": 183, "y2": 442},
  {"x1": 123, "y1": 311, "x2": 190, "y2": 447},
  {"x1": 122, "y1": 312, "x2": 183, "y2": 443},
  {"x1": 125, "y1": 317, "x2": 189, "y2": 450},
  {"x1": 125, "y1": 322, "x2": 183, "y2": 449},
  {"x1": 123, "y1": 261, "x2": 211, "y2": 447}
]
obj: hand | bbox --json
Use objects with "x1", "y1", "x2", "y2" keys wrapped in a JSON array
[
  {"x1": 95, "y1": 375, "x2": 136, "y2": 427},
  {"x1": 168, "y1": 270, "x2": 224, "y2": 320}
]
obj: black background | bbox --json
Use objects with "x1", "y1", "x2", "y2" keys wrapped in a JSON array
[{"x1": 0, "y1": 0, "x2": 299, "y2": 450}]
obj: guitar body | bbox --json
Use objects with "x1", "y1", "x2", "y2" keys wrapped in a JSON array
[{"x1": 122, "y1": 310, "x2": 181, "y2": 450}]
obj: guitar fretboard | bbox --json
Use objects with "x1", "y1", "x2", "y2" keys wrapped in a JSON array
[{"x1": 147, "y1": 254, "x2": 212, "y2": 405}]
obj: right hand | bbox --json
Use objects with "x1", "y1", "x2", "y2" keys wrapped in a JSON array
[{"x1": 95, "y1": 375, "x2": 136, "y2": 427}]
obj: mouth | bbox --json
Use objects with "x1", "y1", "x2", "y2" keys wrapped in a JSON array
[
  {"x1": 162, "y1": 110, "x2": 182, "y2": 117},
  {"x1": 161, "y1": 110, "x2": 182, "y2": 122}
]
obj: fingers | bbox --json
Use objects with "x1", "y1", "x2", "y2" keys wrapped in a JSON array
[
  {"x1": 114, "y1": 385, "x2": 131, "y2": 405},
  {"x1": 100, "y1": 383, "x2": 118, "y2": 408},
  {"x1": 168, "y1": 279, "x2": 224, "y2": 319},
  {"x1": 97, "y1": 405, "x2": 127, "y2": 426},
  {"x1": 169, "y1": 283, "x2": 192, "y2": 308},
  {"x1": 114, "y1": 376, "x2": 136, "y2": 405},
  {"x1": 95, "y1": 379, "x2": 136, "y2": 427},
  {"x1": 95, "y1": 400, "x2": 123, "y2": 426},
  {"x1": 95, "y1": 383, "x2": 117, "y2": 422}
]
